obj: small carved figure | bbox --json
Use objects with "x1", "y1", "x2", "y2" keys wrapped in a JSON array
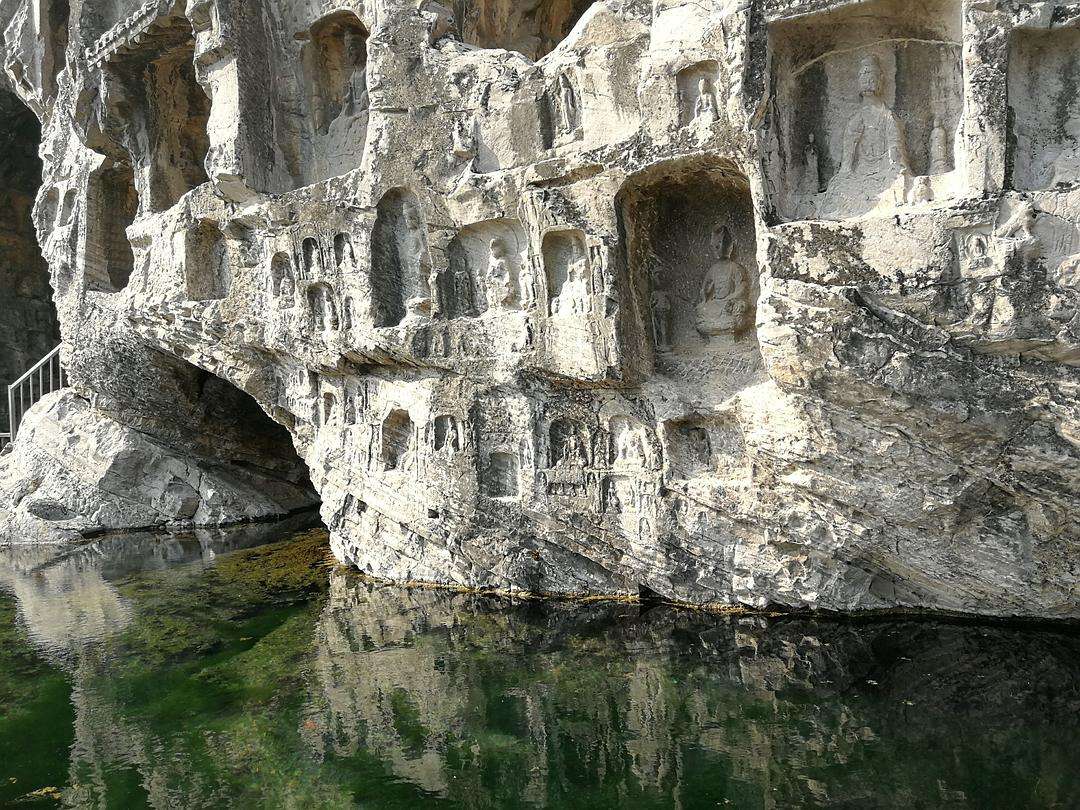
[
  {"x1": 553, "y1": 251, "x2": 589, "y2": 316},
  {"x1": 616, "y1": 427, "x2": 648, "y2": 466},
  {"x1": 402, "y1": 202, "x2": 436, "y2": 314},
  {"x1": 695, "y1": 225, "x2": 752, "y2": 337},
  {"x1": 650, "y1": 286, "x2": 673, "y2": 349},
  {"x1": 279, "y1": 274, "x2": 295, "y2": 302},
  {"x1": 829, "y1": 54, "x2": 910, "y2": 204},
  {"x1": 486, "y1": 237, "x2": 517, "y2": 309},
  {"x1": 604, "y1": 478, "x2": 622, "y2": 513},
  {"x1": 685, "y1": 427, "x2": 712, "y2": 466},
  {"x1": 800, "y1": 133, "x2": 820, "y2": 196},
  {"x1": 558, "y1": 74, "x2": 578, "y2": 134},
  {"x1": 928, "y1": 117, "x2": 951, "y2": 175},
  {"x1": 692, "y1": 76, "x2": 718, "y2": 127},
  {"x1": 519, "y1": 260, "x2": 538, "y2": 310},
  {"x1": 559, "y1": 432, "x2": 586, "y2": 466},
  {"x1": 909, "y1": 175, "x2": 933, "y2": 204}
]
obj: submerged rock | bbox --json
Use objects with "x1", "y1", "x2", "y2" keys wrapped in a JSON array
[{"x1": 0, "y1": 0, "x2": 1077, "y2": 615}]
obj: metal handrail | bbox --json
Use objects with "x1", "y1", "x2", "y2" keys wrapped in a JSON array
[{"x1": 6, "y1": 344, "x2": 67, "y2": 444}]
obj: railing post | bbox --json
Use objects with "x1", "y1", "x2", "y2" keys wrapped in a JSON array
[{"x1": 7, "y1": 382, "x2": 15, "y2": 443}]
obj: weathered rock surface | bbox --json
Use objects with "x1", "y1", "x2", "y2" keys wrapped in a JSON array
[
  {"x1": 1, "y1": 0, "x2": 1078, "y2": 616},
  {"x1": 0, "y1": 390, "x2": 319, "y2": 541}
]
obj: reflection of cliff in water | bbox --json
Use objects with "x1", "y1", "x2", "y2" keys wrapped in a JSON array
[
  {"x1": 0, "y1": 511, "x2": 321, "y2": 661},
  {"x1": 307, "y1": 572, "x2": 1080, "y2": 808},
  {"x1": 4, "y1": 530, "x2": 1078, "y2": 807}
]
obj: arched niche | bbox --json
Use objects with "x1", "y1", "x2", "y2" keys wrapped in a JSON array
[
  {"x1": 676, "y1": 61, "x2": 720, "y2": 128},
  {"x1": 381, "y1": 409, "x2": 415, "y2": 471},
  {"x1": 616, "y1": 158, "x2": 762, "y2": 385},
  {"x1": 766, "y1": 0, "x2": 963, "y2": 221},
  {"x1": 370, "y1": 188, "x2": 430, "y2": 327},
  {"x1": 307, "y1": 282, "x2": 340, "y2": 331},
  {"x1": 301, "y1": 236, "x2": 322, "y2": 279},
  {"x1": 444, "y1": 219, "x2": 529, "y2": 318},
  {"x1": 301, "y1": 10, "x2": 369, "y2": 184},
  {"x1": 541, "y1": 229, "x2": 589, "y2": 317},
  {"x1": 441, "y1": 0, "x2": 595, "y2": 61},
  {"x1": 185, "y1": 221, "x2": 230, "y2": 301},
  {"x1": 84, "y1": 162, "x2": 137, "y2": 293},
  {"x1": 433, "y1": 414, "x2": 463, "y2": 452}
]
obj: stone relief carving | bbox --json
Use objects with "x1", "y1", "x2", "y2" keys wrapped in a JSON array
[
  {"x1": 543, "y1": 229, "x2": 590, "y2": 317},
  {"x1": 542, "y1": 73, "x2": 581, "y2": 149},
  {"x1": 371, "y1": 189, "x2": 431, "y2": 327},
  {"x1": 676, "y1": 61, "x2": 720, "y2": 135},
  {"x1": 305, "y1": 12, "x2": 370, "y2": 183},
  {"x1": 482, "y1": 451, "x2": 519, "y2": 497},
  {"x1": 307, "y1": 282, "x2": 339, "y2": 332},
  {"x1": 694, "y1": 225, "x2": 752, "y2": 338},
  {"x1": 767, "y1": 0, "x2": 963, "y2": 221},
  {"x1": 445, "y1": 219, "x2": 527, "y2": 318},
  {"x1": 825, "y1": 54, "x2": 910, "y2": 210},
  {"x1": 1008, "y1": 28, "x2": 1080, "y2": 191},
  {"x1": 381, "y1": 409, "x2": 415, "y2": 472}
]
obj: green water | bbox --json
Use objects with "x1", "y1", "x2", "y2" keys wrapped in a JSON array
[{"x1": 1, "y1": 518, "x2": 1078, "y2": 809}]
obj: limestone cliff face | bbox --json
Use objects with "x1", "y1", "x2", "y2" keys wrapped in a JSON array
[{"x1": 0, "y1": 0, "x2": 1078, "y2": 616}]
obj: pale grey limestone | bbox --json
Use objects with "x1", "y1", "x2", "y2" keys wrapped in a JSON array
[{"x1": 1, "y1": 0, "x2": 1078, "y2": 617}]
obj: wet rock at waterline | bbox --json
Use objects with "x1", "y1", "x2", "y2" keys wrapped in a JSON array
[{"x1": 1, "y1": 0, "x2": 1079, "y2": 616}]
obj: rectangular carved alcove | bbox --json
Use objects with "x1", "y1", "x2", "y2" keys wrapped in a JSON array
[
  {"x1": 766, "y1": 0, "x2": 963, "y2": 221},
  {"x1": 1007, "y1": 26, "x2": 1080, "y2": 191},
  {"x1": 618, "y1": 159, "x2": 763, "y2": 395}
]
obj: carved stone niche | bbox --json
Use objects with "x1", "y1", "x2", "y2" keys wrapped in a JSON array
[
  {"x1": 370, "y1": 188, "x2": 432, "y2": 327},
  {"x1": 540, "y1": 72, "x2": 582, "y2": 150},
  {"x1": 444, "y1": 219, "x2": 529, "y2": 318},
  {"x1": 617, "y1": 159, "x2": 762, "y2": 386},
  {"x1": 185, "y1": 221, "x2": 230, "y2": 301},
  {"x1": 301, "y1": 11, "x2": 370, "y2": 184},
  {"x1": 676, "y1": 60, "x2": 720, "y2": 129},
  {"x1": 547, "y1": 417, "x2": 590, "y2": 468},
  {"x1": 269, "y1": 252, "x2": 294, "y2": 300},
  {"x1": 381, "y1": 409, "x2": 415, "y2": 472},
  {"x1": 83, "y1": 162, "x2": 137, "y2": 293},
  {"x1": 663, "y1": 414, "x2": 746, "y2": 482},
  {"x1": 1008, "y1": 27, "x2": 1080, "y2": 191},
  {"x1": 98, "y1": 12, "x2": 211, "y2": 212},
  {"x1": 306, "y1": 281, "x2": 340, "y2": 331},
  {"x1": 448, "y1": 0, "x2": 595, "y2": 61},
  {"x1": 766, "y1": 0, "x2": 963, "y2": 221},
  {"x1": 432, "y1": 414, "x2": 464, "y2": 453},
  {"x1": 609, "y1": 415, "x2": 655, "y2": 471},
  {"x1": 541, "y1": 229, "x2": 591, "y2": 318}
]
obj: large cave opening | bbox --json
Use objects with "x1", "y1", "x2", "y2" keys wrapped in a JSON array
[
  {"x1": 0, "y1": 88, "x2": 60, "y2": 433},
  {"x1": 145, "y1": 351, "x2": 322, "y2": 523}
]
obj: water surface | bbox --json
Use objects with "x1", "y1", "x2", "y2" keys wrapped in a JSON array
[{"x1": 1, "y1": 518, "x2": 1077, "y2": 808}]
